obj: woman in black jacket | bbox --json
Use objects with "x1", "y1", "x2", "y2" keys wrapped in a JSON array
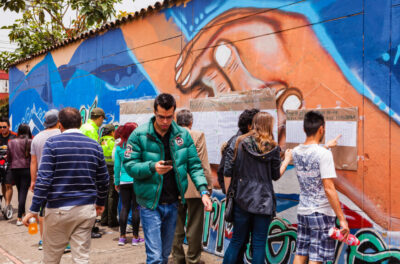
[{"x1": 223, "y1": 112, "x2": 292, "y2": 264}]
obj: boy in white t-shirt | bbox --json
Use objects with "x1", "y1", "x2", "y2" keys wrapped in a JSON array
[{"x1": 292, "y1": 111, "x2": 349, "y2": 264}]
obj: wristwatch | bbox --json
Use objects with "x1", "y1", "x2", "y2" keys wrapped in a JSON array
[{"x1": 201, "y1": 190, "x2": 210, "y2": 197}]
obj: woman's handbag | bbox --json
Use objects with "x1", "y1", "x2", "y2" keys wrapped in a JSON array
[{"x1": 225, "y1": 187, "x2": 235, "y2": 223}]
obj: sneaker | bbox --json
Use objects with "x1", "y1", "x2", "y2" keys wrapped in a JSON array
[
  {"x1": 5, "y1": 204, "x2": 13, "y2": 220},
  {"x1": 126, "y1": 224, "x2": 133, "y2": 233},
  {"x1": 64, "y1": 244, "x2": 71, "y2": 253},
  {"x1": 38, "y1": 240, "x2": 43, "y2": 250},
  {"x1": 16, "y1": 220, "x2": 23, "y2": 226},
  {"x1": 131, "y1": 237, "x2": 144, "y2": 246},
  {"x1": 118, "y1": 237, "x2": 127, "y2": 246}
]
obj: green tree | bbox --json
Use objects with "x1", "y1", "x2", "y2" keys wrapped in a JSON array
[
  {"x1": 0, "y1": 0, "x2": 25, "y2": 12},
  {"x1": 0, "y1": 0, "x2": 123, "y2": 70}
]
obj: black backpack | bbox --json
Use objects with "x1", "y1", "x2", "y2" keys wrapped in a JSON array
[{"x1": 217, "y1": 135, "x2": 235, "y2": 194}]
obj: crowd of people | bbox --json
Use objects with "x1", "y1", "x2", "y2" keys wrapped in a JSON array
[{"x1": 0, "y1": 92, "x2": 350, "y2": 264}]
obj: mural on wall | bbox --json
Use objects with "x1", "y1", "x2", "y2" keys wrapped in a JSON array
[
  {"x1": 8, "y1": 0, "x2": 400, "y2": 262},
  {"x1": 204, "y1": 191, "x2": 400, "y2": 263}
]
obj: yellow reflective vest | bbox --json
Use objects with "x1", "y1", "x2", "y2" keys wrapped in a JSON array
[{"x1": 100, "y1": 135, "x2": 115, "y2": 165}]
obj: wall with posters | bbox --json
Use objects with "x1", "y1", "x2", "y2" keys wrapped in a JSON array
[{"x1": 8, "y1": 0, "x2": 400, "y2": 262}]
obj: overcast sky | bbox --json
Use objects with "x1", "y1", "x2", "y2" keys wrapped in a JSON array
[{"x1": 0, "y1": 0, "x2": 159, "y2": 52}]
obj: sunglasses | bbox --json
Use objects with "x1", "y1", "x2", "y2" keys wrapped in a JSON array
[{"x1": 0, "y1": 126, "x2": 7, "y2": 129}]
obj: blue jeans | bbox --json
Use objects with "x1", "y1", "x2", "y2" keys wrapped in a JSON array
[
  {"x1": 223, "y1": 205, "x2": 272, "y2": 264},
  {"x1": 140, "y1": 203, "x2": 179, "y2": 264}
]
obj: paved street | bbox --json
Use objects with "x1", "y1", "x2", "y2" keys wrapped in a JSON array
[{"x1": 0, "y1": 187, "x2": 222, "y2": 263}]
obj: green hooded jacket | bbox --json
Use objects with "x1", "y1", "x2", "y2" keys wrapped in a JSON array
[{"x1": 123, "y1": 117, "x2": 208, "y2": 209}]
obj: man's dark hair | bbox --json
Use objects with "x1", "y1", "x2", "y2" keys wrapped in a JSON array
[
  {"x1": 238, "y1": 108, "x2": 260, "y2": 134},
  {"x1": 59, "y1": 107, "x2": 82, "y2": 129},
  {"x1": 154, "y1": 93, "x2": 176, "y2": 111},
  {"x1": 0, "y1": 117, "x2": 10, "y2": 127},
  {"x1": 304, "y1": 111, "x2": 325, "y2": 137}
]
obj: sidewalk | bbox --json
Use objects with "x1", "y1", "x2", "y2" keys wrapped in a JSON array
[{"x1": 0, "y1": 187, "x2": 222, "y2": 263}]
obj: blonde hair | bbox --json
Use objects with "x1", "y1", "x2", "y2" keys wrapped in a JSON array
[{"x1": 234, "y1": 112, "x2": 277, "y2": 157}]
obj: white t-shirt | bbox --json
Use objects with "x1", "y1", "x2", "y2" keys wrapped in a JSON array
[
  {"x1": 31, "y1": 129, "x2": 61, "y2": 165},
  {"x1": 292, "y1": 144, "x2": 336, "y2": 216}
]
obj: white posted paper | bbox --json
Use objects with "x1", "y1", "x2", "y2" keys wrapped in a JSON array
[
  {"x1": 325, "y1": 121, "x2": 357, "y2": 147},
  {"x1": 192, "y1": 109, "x2": 278, "y2": 164},
  {"x1": 286, "y1": 120, "x2": 306, "y2": 144}
]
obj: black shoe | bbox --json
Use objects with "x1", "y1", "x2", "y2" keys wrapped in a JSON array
[
  {"x1": 91, "y1": 231, "x2": 102, "y2": 239},
  {"x1": 92, "y1": 226, "x2": 100, "y2": 233}
]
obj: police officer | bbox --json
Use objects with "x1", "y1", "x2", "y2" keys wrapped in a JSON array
[
  {"x1": 80, "y1": 108, "x2": 106, "y2": 142},
  {"x1": 99, "y1": 124, "x2": 118, "y2": 227},
  {"x1": 80, "y1": 107, "x2": 106, "y2": 238}
]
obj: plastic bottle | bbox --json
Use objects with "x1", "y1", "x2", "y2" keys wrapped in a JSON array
[
  {"x1": 28, "y1": 217, "x2": 38, "y2": 235},
  {"x1": 328, "y1": 227, "x2": 360, "y2": 246}
]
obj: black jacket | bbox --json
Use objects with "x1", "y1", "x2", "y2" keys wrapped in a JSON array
[
  {"x1": 232, "y1": 136, "x2": 281, "y2": 216},
  {"x1": 218, "y1": 131, "x2": 241, "y2": 193}
]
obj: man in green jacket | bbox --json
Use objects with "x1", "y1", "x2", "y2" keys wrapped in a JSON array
[
  {"x1": 80, "y1": 108, "x2": 107, "y2": 141},
  {"x1": 80, "y1": 107, "x2": 106, "y2": 239},
  {"x1": 123, "y1": 93, "x2": 212, "y2": 264}
]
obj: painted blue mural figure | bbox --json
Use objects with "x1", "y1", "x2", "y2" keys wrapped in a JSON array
[{"x1": 9, "y1": 28, "x2": 157, "y2": 133}]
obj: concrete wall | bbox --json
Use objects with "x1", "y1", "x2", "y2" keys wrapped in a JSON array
[{"x1": 9, "y1": 0, "x2": 400, "y2": 263}]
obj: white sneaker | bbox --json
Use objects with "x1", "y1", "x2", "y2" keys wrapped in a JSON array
[
  {"x1": 126, "y1": 224, "x2": 133, "y2": 233},
  {"x1": 4, "y1": 204, "x2": 13, "y2": 220},
  {"x1": 16, "y1": 220, "x2": 23, "y2": 226}
]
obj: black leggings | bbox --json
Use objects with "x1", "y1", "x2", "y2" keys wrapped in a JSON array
[
  {"x1": 119, "y1": 184, "x2": 140, "y2": 236},
  {"x1": 12, "y1": 168, "x2": 31, "y2": 218}
]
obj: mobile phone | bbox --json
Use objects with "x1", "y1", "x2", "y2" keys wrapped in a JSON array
[{"x1": 163, "y1": 160, "x2": 173, "y2": 166}]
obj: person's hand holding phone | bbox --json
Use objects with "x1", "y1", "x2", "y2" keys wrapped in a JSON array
[{"x1": 155, "y1": 160, "x2": 173, "y2": 175}]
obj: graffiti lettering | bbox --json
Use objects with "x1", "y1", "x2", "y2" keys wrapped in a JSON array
[{"x1": 202, "y1": 192, "x2": 400, "y2": 264}]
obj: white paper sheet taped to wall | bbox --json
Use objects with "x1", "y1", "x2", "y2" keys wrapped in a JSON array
[
  {"x1": 285, "y1": 107, "x2": 359, "y2": 170},
  {"x1": 325, "y1": 121, "x2": 357, "y2": 147},
  {"x1": 286, "y1": 120, "x2": 306, "y2": 144},
  {"x1": 190, "y1": 90, "x2": 277, "y2": 164},
  {"x1": 286, "y1": 120, "x2": 357, "y2": 147}
]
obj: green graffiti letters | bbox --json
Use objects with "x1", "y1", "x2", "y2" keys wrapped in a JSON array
[{"x1": 347, "y1": 229, "x2": 400, "y2": 263}]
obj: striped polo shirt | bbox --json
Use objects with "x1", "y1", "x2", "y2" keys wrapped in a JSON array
[{"x1": 30, "y1": 129, "x2": 109, "y2": 213}]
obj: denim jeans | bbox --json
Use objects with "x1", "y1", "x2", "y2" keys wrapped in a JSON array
[
  {"x1": 140, "y1": 202, "x2": 179, "y2": 264},
  {"x1": 223, "y1": 205, "x2": 272, "y2": 264}
]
